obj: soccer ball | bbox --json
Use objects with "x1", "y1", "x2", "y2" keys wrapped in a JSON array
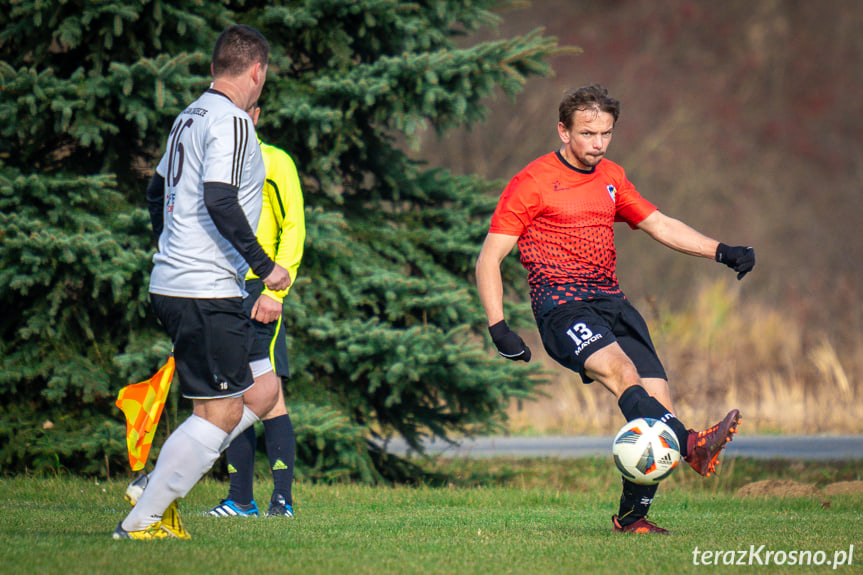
[{"x1": 612, "y1": 418, "x2": 681, "y2": 485}]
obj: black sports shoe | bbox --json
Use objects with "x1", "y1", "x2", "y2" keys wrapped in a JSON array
[{"x1": 266, "y1": 494, "x2": 294, "y2": 518}]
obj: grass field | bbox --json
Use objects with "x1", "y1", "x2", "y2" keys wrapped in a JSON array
[{"x1": 3, "y1": 458, "x2": 862, "y2": 575}]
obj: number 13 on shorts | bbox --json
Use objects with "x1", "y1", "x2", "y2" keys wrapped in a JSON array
[
  {"x1": 567, "y1": 322, "x2": 594, "y2": 345},
  {"x1": 567, "y1": 321, "x2": 604, "y2": 357}
]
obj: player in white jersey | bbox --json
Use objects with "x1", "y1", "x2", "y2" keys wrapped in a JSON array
[
  {"x1": 148, "y1": 88, "x2": 269, "y2": 299},
  {"x1": 114, "y1": 24, "x2": 291, "y2": 540}
]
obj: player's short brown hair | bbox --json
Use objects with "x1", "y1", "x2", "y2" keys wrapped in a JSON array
[
  {"x1": 212, "y1": 25, "x2": 269, "y2": 78},
  {"x1": 559, "y1": 84, "x2": 620, "y2": 129}
]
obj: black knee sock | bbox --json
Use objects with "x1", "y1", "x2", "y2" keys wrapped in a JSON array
[
  {"x1": 225, "y1": 425, "x2": 256, "y2": 505},
  {"x1": 617, "y1": 478, "x2": 659, "y2": 525},
  {"x1": 617, "y1": 385, "x2": 690, "y2": 457},
  {"x1": 264, "y1": 414, "x2": 295, "y2": 505}
]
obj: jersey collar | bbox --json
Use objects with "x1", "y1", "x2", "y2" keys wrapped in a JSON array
[
  {"x1": 206, "y1": 88, "x2": 234, "y2": 105},
  {"x1": 555, "y1": 150, "x2": 597, "y2": 174}
]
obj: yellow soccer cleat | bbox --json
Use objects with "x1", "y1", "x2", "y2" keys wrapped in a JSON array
[
  {"x1": 160, "y1": 501, "x2": 191, "y2": 539},
  {"x1": 113, "y1": 520, "x2": 173, "y2": 540},
  {"x1": 112, "y1": 502, "x2": 191, "y2": 540}
]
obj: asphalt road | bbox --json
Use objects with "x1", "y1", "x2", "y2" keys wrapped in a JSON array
[{"x1": 382, "y1": 435, "x2": 863, "y2": 460}]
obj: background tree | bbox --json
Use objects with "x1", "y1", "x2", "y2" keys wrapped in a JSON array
[{"x1": 0, "y1": 0, "x2": 563, "y2": 479}]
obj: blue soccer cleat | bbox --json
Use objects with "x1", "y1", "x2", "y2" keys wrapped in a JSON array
[{"x1": 206, "y1": 499, "x2": 259, "y2": 517}]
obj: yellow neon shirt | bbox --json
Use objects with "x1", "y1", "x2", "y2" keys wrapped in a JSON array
[{"x1": 245, "y1": 139, "x2": 305, "y2": 302}]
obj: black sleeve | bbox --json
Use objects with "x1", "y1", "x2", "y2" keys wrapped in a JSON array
[
  {"x1": 146, "y1": 173, "x2": 165, "y2": 244},
  {"x1": 203, "y1": 181, "x2": 276, "y2": 279}
]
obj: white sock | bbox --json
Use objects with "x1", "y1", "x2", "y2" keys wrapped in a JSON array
[
  {"x1": 121, "y1": 415, "x2": 226, "y2": 531},
  {"x1": 220, "y1": 406, "x2": 259, "y2": 453}
]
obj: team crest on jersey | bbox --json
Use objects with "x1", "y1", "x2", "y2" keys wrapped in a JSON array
[{"x1": 606, "y1": 184, "x2": 617, "y2": 202}]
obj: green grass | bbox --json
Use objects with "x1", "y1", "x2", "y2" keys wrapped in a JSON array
[{"x1": 2, "y1": 458, "x2": 862, "y2": 575}]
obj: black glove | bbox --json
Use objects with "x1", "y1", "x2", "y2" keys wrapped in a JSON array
[
  {"x1": 716, "y1": 243, "x2": 755, "y2": 280},
  {"x1": 488, "y1": 320, "x2": 531, "y2": 362}
]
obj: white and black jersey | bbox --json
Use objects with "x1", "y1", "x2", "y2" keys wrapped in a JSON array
[{"x1": 149, "y1": 89, "x2": 268, "y2": 298}]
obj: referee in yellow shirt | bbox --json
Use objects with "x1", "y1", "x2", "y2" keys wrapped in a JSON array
[{"x1": 208, "y1": 103, "x2": 305, "y2": 518}]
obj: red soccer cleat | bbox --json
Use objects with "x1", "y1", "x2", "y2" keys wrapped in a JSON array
[
  {"x1": 612, "y1": 514, "x2": 672, "y2": 534},
  {"x1": 685, "y1": 409, "x2": 741, "y2": 477}
]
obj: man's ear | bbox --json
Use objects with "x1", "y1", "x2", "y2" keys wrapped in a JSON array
[
  {"x1": 251, "y1": 62, "x2": 266, "y2": 85},
  {"x1": 557, "y1": 122, "x2": 570, "y2": 143}
]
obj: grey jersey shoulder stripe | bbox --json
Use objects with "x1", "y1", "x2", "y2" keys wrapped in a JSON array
[{"x1": 232, "y1": 116, "x2": 249, "y2": 187}]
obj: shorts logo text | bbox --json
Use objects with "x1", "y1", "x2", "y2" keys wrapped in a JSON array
[{"x1": 566, "y1": 322, "x2": 603, "y2": 356}]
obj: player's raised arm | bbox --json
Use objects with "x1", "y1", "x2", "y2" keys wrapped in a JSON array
[{"x1": 636, "y1": 210, "x2": 755, "y2": 279}]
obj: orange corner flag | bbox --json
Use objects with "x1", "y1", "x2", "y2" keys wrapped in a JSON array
[{"x1": 115, "y1": 357, "x2": 175, "y2": 471}]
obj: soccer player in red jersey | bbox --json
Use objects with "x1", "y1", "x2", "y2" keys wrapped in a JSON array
[{"x1": 476, "y1": 84, "x2": 755, "y2": 534}]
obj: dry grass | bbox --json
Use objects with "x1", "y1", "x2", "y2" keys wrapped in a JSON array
[{"x1": 506, "y1": 279, "x2": 863, "y2": 435}]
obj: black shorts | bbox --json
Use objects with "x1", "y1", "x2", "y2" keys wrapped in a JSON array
[
  {"x1": 537, "y1": 297, "x2": 667, "y2": 383},
  {"x1": 150, "y1": 293, "x2": 254, "y2": 399},
  {"x1": 243, "y1": 278, "x2": 290, "y2": 379}
]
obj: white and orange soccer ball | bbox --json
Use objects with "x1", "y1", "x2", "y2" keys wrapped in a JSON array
[{"x1": 612, "y1": 418, "x2": 681, "y2": 485}]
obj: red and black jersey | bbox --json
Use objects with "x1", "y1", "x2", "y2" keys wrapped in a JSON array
[{"x1": 489, "y1": 151, "x2": 657, "y2": 317}]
